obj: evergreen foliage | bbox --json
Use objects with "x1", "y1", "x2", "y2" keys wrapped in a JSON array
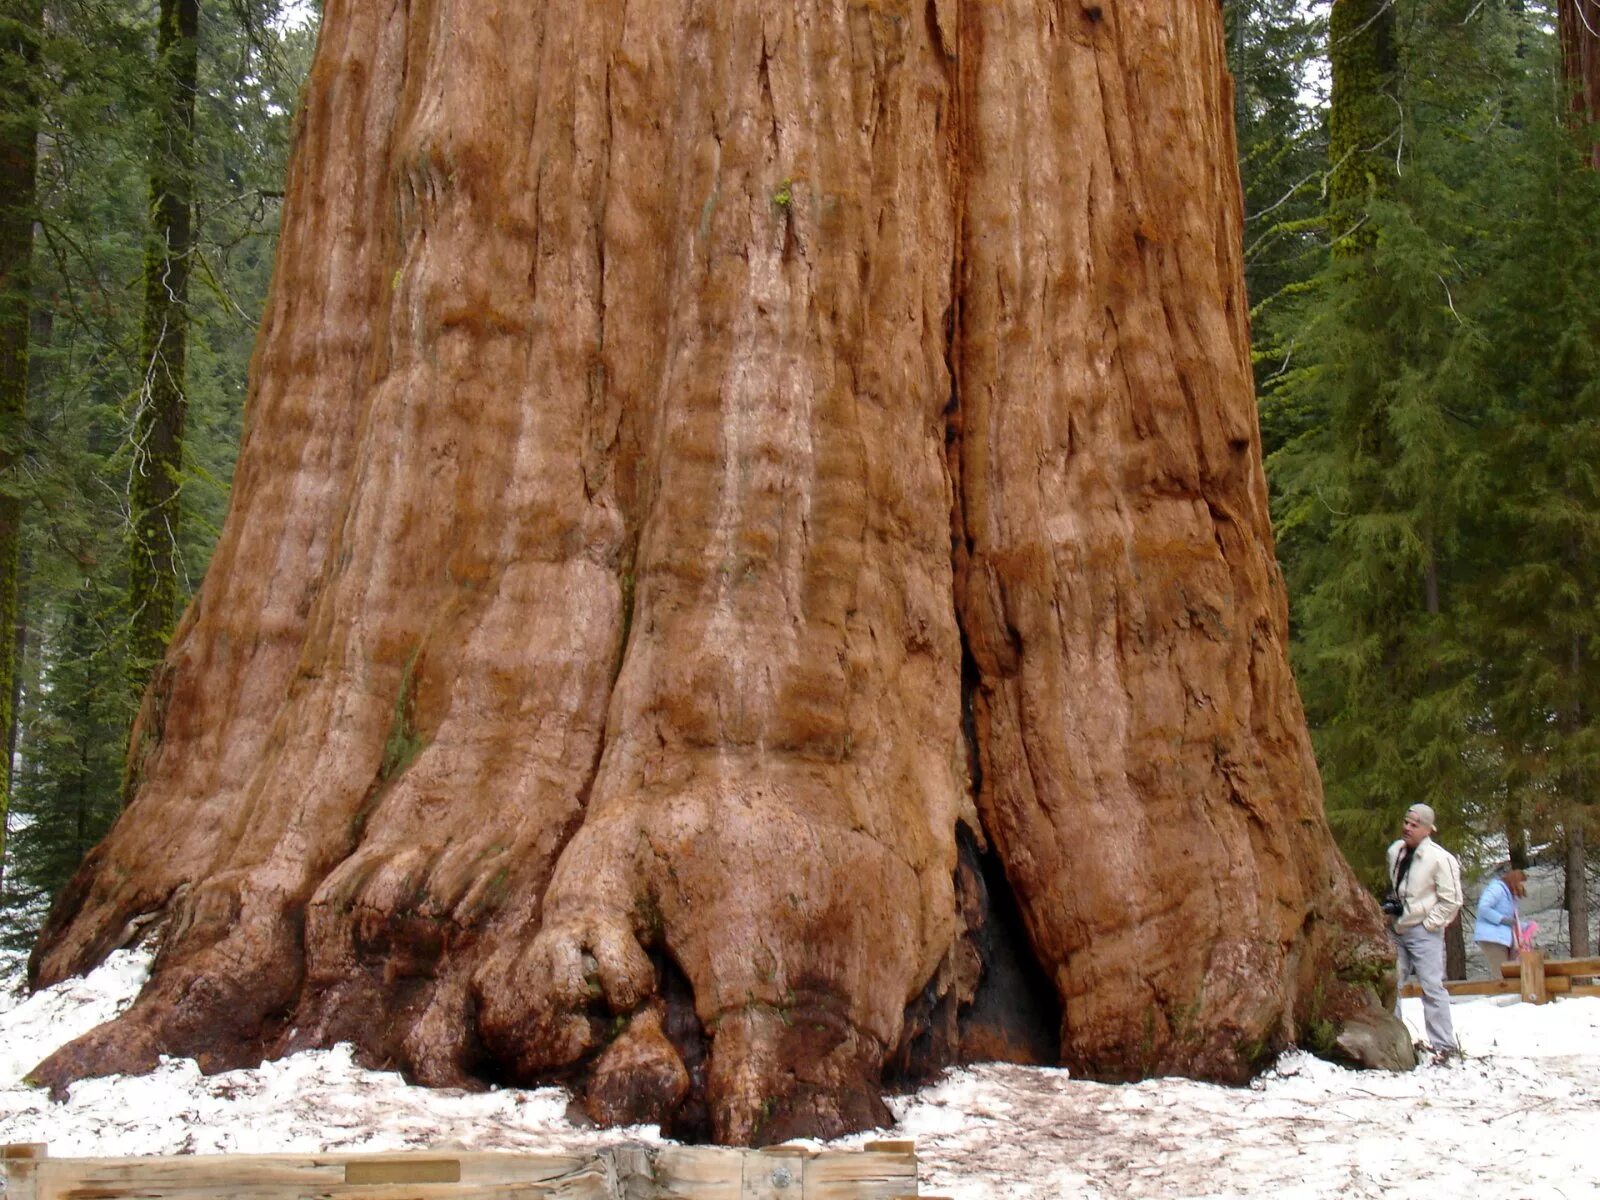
[
  {"x1": 0, "y1": 0, "x2": 46, "y2": 899},
  {"x1": 1263, "y1": 0, "x2": 1600, "y2": 928},
  {"x1": 0, "y1": 0, "x2": 313, "y2": 952},
  {"x1": 1227, "y1": 0, "x2": 1329, "y2": 319}
]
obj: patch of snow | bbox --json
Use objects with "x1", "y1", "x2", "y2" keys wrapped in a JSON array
[{"x1": 3, "y1": 953, "x2": 1598, "y2": 1198}]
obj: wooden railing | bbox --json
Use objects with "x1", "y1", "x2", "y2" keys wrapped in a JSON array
[
  {"x1": 1499, "y1": 951, "x2": 1600, "y2": 1005},
  {"x1": 1, "y1": 1140, "x2": 934, "y2": 1200},
  {"x1": 1399, "y1": 951, "x2": 1600, "y2": 1004}
]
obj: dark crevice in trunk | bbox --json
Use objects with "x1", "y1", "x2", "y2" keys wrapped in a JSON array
[
  {"x1": 655, "y1": 949, "x2": 714, "y2": 1144},
  {"x1": 884, "y1": 972, "x2": 960, "y2": 1090},
  {"x1": 955, "y1": 823, "x2": 1061, "y2": 1066}
]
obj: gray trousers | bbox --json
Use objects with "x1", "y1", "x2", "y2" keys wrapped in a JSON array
[
  {"x1": 1479, "y1": 940, "x2": 1514, "y2": 977},
  {"x1": 1394, "y1": 922, "x2": 1457, "y2": 1052}
]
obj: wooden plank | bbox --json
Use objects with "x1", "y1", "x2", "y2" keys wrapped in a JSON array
[
  {"x1": 5, "y1": 1144, "x2": 912, "y2": 1200},
  {"x1": 1444, "y1": 978, "x2": 1519, "y2": 996},
  {"x1": 651, "y1": 1145, "x2": 744, "y2": 1200},
  {"x1": 1418, "y1": 977, "x2": 1576, "y2": 997},
  {"x1": 1501, "y1": 956, "x2": 1600, "y2": 978},
  {"x1": 346, "y1": 1157, "x2": 463, "y2": 1184},
  {"x1": 741, "y1": 1149, "x2": 805, "y2": 1200},
  {"x1": 19, "y1": 1150, "x2": 592, "y2": 1186},
  {"x1": 2, "y1": 1143, "x2": 46, "y2": 1200},
  {"x1": 20, "y1": 1152, "x2": 608, "y2": 1200},
  {"x1": 862, "y1": 1142, "x2": 915, "y2": 1156},
  {"x1": 1408, "y1": 975, "x2": 1575, "y2": 999},
  {"x1": 1400, "y1": 978, "x2": 1519, "y2": 998},
  {"x1": 803, "y1": 1148, "x2": 916, "y2": 1200},
  {"x1": 26, "y1": 1171, "x2": 609, "y2": 1200}
]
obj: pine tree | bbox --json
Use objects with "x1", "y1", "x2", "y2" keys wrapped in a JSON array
[
  {"x1": 0, "y1": 0, "x2": 43, "y2": 900},
  {"x1": 1264, "y1": 0, "x2": 1522, "y2": 885},
  {"x1": 1467, "y1": 46, "x2": 1600, "y2": 954},
  {"x1": 3, "y1": 581, "x2": 128, "y2": 950},
  {"x1": 1226, "y1": 0, "x2": 1328, "y2": 319}
]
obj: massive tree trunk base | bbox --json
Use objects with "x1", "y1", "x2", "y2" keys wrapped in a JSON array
[{"x1": 27, "y1": 0, "x2": 1403, "y2": 1143}]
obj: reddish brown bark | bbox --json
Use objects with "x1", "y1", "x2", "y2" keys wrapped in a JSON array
[
  {"x1": 29, "y1": 0, "x2": 1399, "y2": 1144},
  {"x1": 1560, "y1": 0, "x2": 1600, "y2": 166}
]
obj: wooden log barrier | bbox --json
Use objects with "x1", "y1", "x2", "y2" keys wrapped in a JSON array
[
  {"x1": 1500, "y1": 955, "x2": 1600, "y2": 979},
  {"x1": 1398, "y1": 972, "x2": 1600, "y2": 1000},
  {"x1": 1397, "y1": 950, "x2": 1600, "y2": 1001},
  {"x1": 0, "y1": 1141, "x2": 922, "y2": 1200}
]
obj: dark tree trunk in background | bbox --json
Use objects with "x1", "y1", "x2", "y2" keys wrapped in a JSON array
[
  {"x1": 1556, "y1": 0, "x2": 1598, "y2": 955},
  {"x1": 29, "y1": 0, "x2": 1400, "y2": 1145},
  {"x1": 1445, "y1": 915, "x2": 1466, "y2": 982},
  {"x1": 1328, "y1": 0, "x2": 1398, "y2": 254},
  {"x1": 128, "y1": 0, "x2": 199, "y2": 678},
  {"x1": 0, "y1": 0, "x2": 43, "y2": 895},
  {"x1": 1567, "y1": 820, "x2": 1591, "y2": 958}
]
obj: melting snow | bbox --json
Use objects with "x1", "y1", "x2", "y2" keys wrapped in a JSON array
[{"x1": 2, "y1": 952, "x2": 1598, "y2": 1197}]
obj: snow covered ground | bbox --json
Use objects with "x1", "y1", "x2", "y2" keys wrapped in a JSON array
[{"x1": 2, "y1": 951, "x2": 1597, "y2": 1199}]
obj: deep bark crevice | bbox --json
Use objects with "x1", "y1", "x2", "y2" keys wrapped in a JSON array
[{"x1": 954, "y1": 824, "x2": 1061, "y2": 1066}]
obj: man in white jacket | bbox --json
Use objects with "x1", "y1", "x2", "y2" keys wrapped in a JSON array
[{"x1": 1386, "y1": 803, "x2": 1463, "y2": 1060}]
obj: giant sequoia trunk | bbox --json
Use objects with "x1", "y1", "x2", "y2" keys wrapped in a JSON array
[
  {"x1": 1560, "y1": 0, "x2": 1600, "y2": 166},
  {"x1": 29, "y1": 0, "x2": 1400, "y2": 1144}
]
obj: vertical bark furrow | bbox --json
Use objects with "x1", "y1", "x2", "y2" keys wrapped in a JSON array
[
  {"x1": 1559, "y1": 0, "x2": 1600, "y2": 166},
  {"x1": 511, "y1": 0, "x2": 967, "y2": 1144}
]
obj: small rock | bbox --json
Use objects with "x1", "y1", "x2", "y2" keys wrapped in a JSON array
[{"x1": 1332, "y1": 1009, "x2": 1418, "y2": 1072}]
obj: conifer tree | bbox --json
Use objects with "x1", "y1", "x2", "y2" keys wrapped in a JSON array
[
  {"x1": 0, "y1": 0, "x2": 43, "y2": 898},
  {"x1": 129, "y1": 0, "x2": 200, "y2": 678},
  {"x1": 1264, "y1": 0, "x2": 1513, "y2": 887},
  {"x1": 1226, "y1": 0, "x2": 1327, "y2": 318},
  {"x1": 1468, "y1": 48, "x2": 1600, "y2": 955},
  {"x1": 1327, "y1": 0, "x2": 1399, "y2": 252}
]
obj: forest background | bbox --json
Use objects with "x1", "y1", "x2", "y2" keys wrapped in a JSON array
[{"x1": 0, "y1": 0, "x2": 1595, "y2": 976}]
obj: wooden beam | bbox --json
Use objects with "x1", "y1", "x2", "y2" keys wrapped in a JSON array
[
  {"x1": 1400, "y1": 978, "x2": 1519, "y2": 998},
  {"x1": 1499, "y1": 955, "x2": 1600, "y2": 978},
  {"x1": 0, "y1": 1144, "x2": 921, "y2": 1200},
  {"x1": 1521, "y1": 949, "x2": 1550, "y2": 1004},
  {"x1": 652, "y1": 1145, "x2": 743, "y2": 1200},
  {"x1": 2, "y1": 1143, "x2": 46, "y2": 1200},
  {"x1": 804, "y1": 1144, "x2": 917, "y2": 1199}
]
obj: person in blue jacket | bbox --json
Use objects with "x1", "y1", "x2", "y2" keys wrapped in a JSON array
[{"x1": 1473, "y1": 867, "x2": 1527, "y2": 978}]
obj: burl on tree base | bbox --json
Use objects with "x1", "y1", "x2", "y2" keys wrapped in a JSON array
[{"x1": 27, "y1": 0, "x2": 1406, "y2": 1144}]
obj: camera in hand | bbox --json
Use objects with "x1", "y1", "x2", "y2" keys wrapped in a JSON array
[{"x1": 1381, "y1": 892, "x2": 1404, "y2": 918}]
